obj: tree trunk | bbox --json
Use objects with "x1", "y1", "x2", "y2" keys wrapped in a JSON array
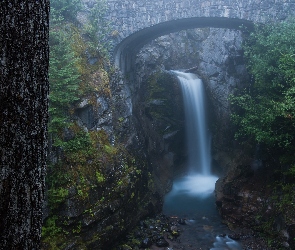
[{"x1": 0, "y1": 1, "x2": 50, "y2": 249}]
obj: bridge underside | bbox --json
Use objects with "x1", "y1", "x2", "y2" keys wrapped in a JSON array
[{"x1": 114, "y1": 17, "x2": 254, "y2": 73}]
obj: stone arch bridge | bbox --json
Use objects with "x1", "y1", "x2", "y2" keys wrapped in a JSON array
[{"x1": 103, "y1": 0, "x2": 295, "y2": 72}]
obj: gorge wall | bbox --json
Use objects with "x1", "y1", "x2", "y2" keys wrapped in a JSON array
[
  {"x1": 132, "y1": 26, "x2": 295, "y2": 249},
  {"x1": 43, "y1": 1, "x2": 295, "y2": 249},
  {"x1": 134, "y1": 27, "x2": 248, "y2": 156},
  {"x1": 43, "y1": 24, "x2": 248, "y2": 249}
]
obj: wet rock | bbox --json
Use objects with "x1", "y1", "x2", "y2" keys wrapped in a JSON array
[
  {"x1": 117, "y1": 214, "x2": 184, "y2": 248},
  {"x1": 282, "y1": 241, "x2": 290, "y2": 248},
  {"x1": 156, "y1": 238, "x2": 169, "y2": 247},
  {"x1": 141, "y1": 238, "x2": 152, "y2": 248},
  {"x1": 281, "y1": 229, "x2": 289, "y2": 241},
  {"x1": 287, "y1": 224, "x2": 295, "y2": 249},
  {"x1": 64, "y1": 241, "x2": 77, "y2": 250},
  {"x1": 228, "y1": 233, "x2": 240, "y2": 240},
  {"x1": 170, "y1": 225, "x2": 180, "y2": 237},
  {"x1": 178, "y1": 218, "x2": 186, "y2": 225}
]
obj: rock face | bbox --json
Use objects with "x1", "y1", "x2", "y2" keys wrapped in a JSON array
[
  {"x1": 133, "y1": 26, "x2": 295, "y2": 249},
  {"x1": 45, "y1": 26, "x2": 249, "y2": 249},
  {"x1": 44, "y1": 22, "x2": 271, "y2": 250},
  {"x1": 43, "y1": 67, "x2": 166, "y2": 249},
  {"x1": 116, "y1": 14, "x2": 295, "y2": 250},
  {"x1": 135, "y1": 27, "x2": 249, "y2": 153},
  {"x1": 215, "y1": 156, "x2": 295, "y2": 249}
]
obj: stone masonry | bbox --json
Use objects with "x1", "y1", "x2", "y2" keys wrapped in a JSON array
[{"x1": 101, "y1": 0, "x2": 295, "y2": 71}]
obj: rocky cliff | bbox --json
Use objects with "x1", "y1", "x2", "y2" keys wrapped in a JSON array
[
  {"x1": 135, "y1": 27, "x2": 249, "y2": 157},
  {"x1": 45, "y1": 11, "x2": 291, "y2": 248}
]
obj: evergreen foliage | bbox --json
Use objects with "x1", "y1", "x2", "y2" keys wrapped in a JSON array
[
  {"x1": 229, "y1": 19, "x2": 295, "y2": 248},
  {"x1": 48, "y1": 0, "x2": 110, "y2": 139},
  {"x1": 50, "y1": 0, "x2": 82, "y2": 22},
  {"x1": 44, "y1": 2, "x2": 125, "y2": 246},
  {"x1": 88, "y1": 0, "x2": 111, "y2": 57},
  {"x1": 49, "y1": 28, "x2": 81, "y2": 135},
  {"x1": 230, "y1": 19, "x2": 295, "y2": 150}
]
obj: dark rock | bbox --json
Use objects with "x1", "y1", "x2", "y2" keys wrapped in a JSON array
[
  {"x1": 228, "y1": 234, "x2": 240, "y2": 240},
  {"x1": 75, "y1": 103, "x2": 95, "y2": 129},
  {"x1": 156, "y1": 238, "x2": 169, "y2": 247},
  {"x1": 141, "y1": 238, "x2": 152, "y2": 248},
  {"x1": 288, "y1": 224, "x2": 295, "y2": 249},
  {"x1": 178, "y1": 218, "x2": 186, "y2": 225},
  {"x1": 170, "y1": 225, "x2": 178, "y2": 232}
]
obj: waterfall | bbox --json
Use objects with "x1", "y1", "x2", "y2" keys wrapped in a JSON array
[
  {"x1": 174, "y1": 71, "x2": 211, "y2": 175},
  {"x1": 162, "y1": 70, "x2": 218, "y2": 200},
  {"x1": 162, "y1": 71, "x2": 242, "y2": 250}
]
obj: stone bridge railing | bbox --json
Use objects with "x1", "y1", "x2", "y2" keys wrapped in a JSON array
[
  {"x1": 103, "y1": 0, "x2": 295, "y2": 71},
  {"x1": 106, "y1": 0, "x2": 293, "y2": 41}
]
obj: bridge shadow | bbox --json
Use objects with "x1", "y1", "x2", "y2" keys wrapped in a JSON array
[{"x1": 114, "y1": 17, "x2": 254, "y2": 73}]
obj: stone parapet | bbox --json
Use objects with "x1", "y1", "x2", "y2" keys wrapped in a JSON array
[{"x1": 106, "y1": 0, "x2": 295, "y2": 45}]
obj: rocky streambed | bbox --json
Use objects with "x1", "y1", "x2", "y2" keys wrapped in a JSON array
[
  {"x1": 115, "y1": 212, "x2": 271, "y2": 250},
  {"x1": 115, "y1": 169, "x2": 277, "y2": 250}
]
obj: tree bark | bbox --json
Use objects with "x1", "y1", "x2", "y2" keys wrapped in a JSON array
[{"x1": 0, "y1": 1, "x2": 50, "y2": 249}]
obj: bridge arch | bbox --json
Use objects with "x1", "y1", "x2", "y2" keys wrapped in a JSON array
[
  {"x1": 104, "y1": 0, "x2": 295, "y2": 72},
  {"x1": 114, "y1": 17, "x2": 254, "y2": 73}
]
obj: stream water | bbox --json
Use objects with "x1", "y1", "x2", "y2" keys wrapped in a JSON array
[{"x1": 162, "y1": 72, "x2": 242, "y2": 250}]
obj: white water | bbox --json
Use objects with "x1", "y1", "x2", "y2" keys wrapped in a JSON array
[
  {"x1": 171, "y1": 71, "x2": 217, "y2": 194},
  {"x1": 211, "y1": 236, "x2": 243, "y2": 250},
  {"x1": 177, "y1": 71, "x2": 211, "y2": 175}
]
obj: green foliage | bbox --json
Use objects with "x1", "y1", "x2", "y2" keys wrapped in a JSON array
[
  {"x1": 95, "y1": 171, "x2": 105, "y2": 183},
  {"x1": 48, "y1": 0, "x2": 111, "y2": 137},
  {"x1": 48, "y1": 0, "x2": 111, "y2": 153},
  {"x1": 72, "y1": 222, "x2": 82, "y2": 234},
  {"x1": 49, "y1": 28, "x2": 81, "y2": 135},
  {"x1": 230, "y1": 21, "x2": 295, "y2": 245},
  {"x1": 104, "y1": 144, "x2": 117, "y2": 155},
  {"x1": 57, "y1": 131, "x2": 92, "y2": 154},
  {"x1": 42, "y1": 216, "x2": 63, "y2": 238},
  {"x1": 50, "y1": 0, "x2": 82, "y2": 23},
  {"x1": 42, "y1": 215, "x2": 69, "y2": 249},
  {"x1": 85, "y1": 0, "x2": 111, "y2": 58},
  {"x1": 48, "y1": 187, "x2": 69, "y2": 206},
  {"x1": 44, "y1": 1, "x2": 149, "y2": 247},
  {"x1": 230, "y1": 19, "x2": 295, "y2": 149}
]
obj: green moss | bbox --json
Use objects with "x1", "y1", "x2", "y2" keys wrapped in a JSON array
[
  {"x1": 48, "y1": 187, "x2": 69, "y2": 208},
  {"x1": 42, "y1": 215, "x2": 69, "y2": 249},
  {"x1": 95, "y1": 171, "x2": 105, "y2": 183},
  {"x1": 72, "y1": 222, "x2": 82, "y2": 234},
  {"x1": 45, "y1": 0, "x2": 147, "y2": 248},
  {"x1": 42, "y1": 216, "x2": 63, "y2": 238}
]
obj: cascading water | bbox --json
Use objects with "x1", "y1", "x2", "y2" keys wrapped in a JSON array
[
  {"x1": 177, "y1": 71, "x2": 211, "y2": 175},
  {"x1": 162, "y1": 71, "x2": 242, "y2": 250},
  {"x1": 164, "y1": 71, "x2": 218, "y2": 198}
]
